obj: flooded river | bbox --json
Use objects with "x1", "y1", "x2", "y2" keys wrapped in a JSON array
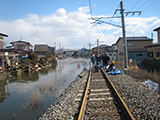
[{"x1": 0, "y1": 58, "x2": 90, "y2": 120}]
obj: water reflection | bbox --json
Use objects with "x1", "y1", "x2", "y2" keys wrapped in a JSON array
[
  {"x1": 0, "y1": 58, "x2": 90, "y2": 120},
  {"x1": 0, "y1": 79, "x2": 9, "y2": 103},
  {"x1": 139, "y1": 67, "x2": 160, "y2": 94}
]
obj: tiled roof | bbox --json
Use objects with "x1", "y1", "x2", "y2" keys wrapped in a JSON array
[
  {"x1": 128, "y1": 48, "x2": 147, "y2": 52},
  {"x1": 0, "y1": 33, "x2": 8, "y2": 37},
  {"x1": 34, "y1": 44, "x2": 49, "y2": 52},
  {"x1": 153, "y1": 27, "x2": 160, "y2": 31},
  {"x1": 116, "y1": 36, "x2": 153, "y2": 44},
  {"x1": 10, "y1": 40, "x2": 33, "y2": 47},
  {"x1": 145, "y1": 43, "x2": 160, "y2": 48}
]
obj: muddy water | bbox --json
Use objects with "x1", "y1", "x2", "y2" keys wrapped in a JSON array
[{"x1": 0, "y1": 58, "x2": 90, "y2": 120}]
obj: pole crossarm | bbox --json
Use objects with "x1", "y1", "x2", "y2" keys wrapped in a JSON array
[
  {"x1": 115, "y1": 9, "x2": 141, "y2": 16},
  {"x1": 88, "y1": 16, "x2": 122, "y2": 28},
  {"x1": 98, "y1": 20, "x2": 122, "y2": 28},
  {"x1": 124, "y1": 11, "x2": 141, "y2": 16},
  {"x1": 88, "y1": 16, "x2": 121, "y2": 20},
  {"x1": 90, "y1": 19, "x2": 122, "y2": 28}
]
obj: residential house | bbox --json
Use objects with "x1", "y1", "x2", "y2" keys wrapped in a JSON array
[
  {"x1": 10, "y1": 40, "x2": 33, "y2": 56},
  {"x1": 0, "y1": 49, "x2": 19, "y2": 68},
  {"x1": 92, "y1": 46, "x2": 102, "y2": 56},
  {"x1": 34, "y1": 44, "x2": 55, "y2": 59},
  {"x1": 0, "y1": 33, "x2": 8, "y2": 49},
  {"x1": 145, "y1": 27, "x2": 160, "y2": 60},
  {"x1": 116, "y1": 37, "x2": 153, "y2": 61},
  {"x1": 111, "y1": 43, "x2": 118, "y2": 61},
  {"x1": 154, "y1": 26, "x2": 160, "y2": 43}
]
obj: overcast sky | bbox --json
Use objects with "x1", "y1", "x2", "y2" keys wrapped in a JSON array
[{"x1": 0, "y1": 0, "x2": 160, "y2": 50}]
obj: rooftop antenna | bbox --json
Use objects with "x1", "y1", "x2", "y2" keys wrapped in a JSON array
[
  {"x1": 20, "y1": 35, "x2": 22, "y2": 40},
  {"x1": 151, "y1": 33, "x2": 153, "y2": 39}
]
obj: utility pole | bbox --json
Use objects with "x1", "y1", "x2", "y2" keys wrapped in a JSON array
[
  {"x1": 89, "y1": 1, "x2": 141, "y2": 69},
  {"x1": 59, "y1": 43, "x2": 61, "y2": 55},
  {"x1": 54, "y1": 42, "x2": 56, "y2": 56},
  {"x1": 120, "y1": 1, "x2": 128, "y2": 69}
]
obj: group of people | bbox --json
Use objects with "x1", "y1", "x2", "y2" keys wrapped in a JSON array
[{"x1": 91, "y1": 54, "x2": 115, "y2": 72}]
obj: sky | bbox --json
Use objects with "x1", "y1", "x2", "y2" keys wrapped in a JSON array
[{"x1": 0, "y1": 0, "x2": 160, "y2": 50}]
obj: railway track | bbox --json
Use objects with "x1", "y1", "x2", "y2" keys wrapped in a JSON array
[{"x1": 77, "y1": 66, "x2": 134, "y2": 120}]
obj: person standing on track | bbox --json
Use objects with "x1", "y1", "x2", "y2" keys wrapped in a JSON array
[
  {"x1": 102, "y1": 53, "x2": 110, "y2": 68},
  {"x1": 91, "y1": 54, "x2": 97, "y2": 67}
]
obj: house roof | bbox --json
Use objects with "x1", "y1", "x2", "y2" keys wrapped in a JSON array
[
  {"x1": 116, "y1": 36, "x2": 153, "y2": 44},
  {"x1": 128, "y1": 48, "x2": 147, "y2": 52},
  {"x1": 34, "y1": 44, "x2": 49, "y2": 52},
  {"x1": 153, "y1": 27, "x2": 160, "y2": 31},
  {"x1": 0, "y1": 33, "x2": 8, "y2": 37},
  {"x1": 145, "y1": 43, "x2": 160, "y2": 48},
  {"x1": 10, "y1": 40, "x2": 33, "y2": 47}
]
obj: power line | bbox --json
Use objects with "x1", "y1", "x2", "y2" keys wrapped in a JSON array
[
  {"x1": 127, "y1": 0, "x2": 158, "y2": 25},
  {"x1": 98, "y1": 3, "x2": 120, "y2": 40},
  {"x1": 143, "y1": 0, "x2": 158, "y2": 12},
  {"x1": 138, "y1": 0, "x2": 149, "y2": 10},
  {"x1": 130, "y1": 0, "x2": 140, "y2": 11}
]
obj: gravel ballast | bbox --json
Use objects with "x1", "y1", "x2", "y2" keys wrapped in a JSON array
[{"x1": 39, "y1": 69, "x2": 160, "y2": 120}]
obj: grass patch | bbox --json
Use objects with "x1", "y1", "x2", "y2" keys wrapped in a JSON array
[
  {"x1": 116, "y1": 61, "x2": 160, "y2": 83},
  {"x1": 22, "y1": 91, "x2": 43, "y2": 111}
]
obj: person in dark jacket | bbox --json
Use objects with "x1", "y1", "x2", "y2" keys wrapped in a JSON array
[
  {"x1": 95, "y1": 62, "x2": 101, "y2": 72},
  {"x1": 102, "y1": 54, "x2": 110, "y2": 67}
]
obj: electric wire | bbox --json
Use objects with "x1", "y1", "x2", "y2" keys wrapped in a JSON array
[
  {"x1": 130, "y1": 0, "x2": 140, "y2": 11},
  {"x1": 137, "y1": 0, "x2": 149, "y2": 10},
  {"x1": 143, "y1": 0, "x2": 158, "y2": 12},
  {"x1": 98, "y1": 3, "x2": 120, "y2": 40},
  {"x1": 126, "y1": 0, "x2": 157, "y2": 25}
]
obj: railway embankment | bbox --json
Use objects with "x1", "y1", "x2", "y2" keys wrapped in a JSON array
[{"x1": 39, "y1": 68, "x2": 160, "y2": 120}]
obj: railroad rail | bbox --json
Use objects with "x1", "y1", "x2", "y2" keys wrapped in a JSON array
[{"x1": 77, "y1": 66, "x2": 134, "y2": 120}]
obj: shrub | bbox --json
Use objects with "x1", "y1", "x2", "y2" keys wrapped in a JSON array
[{"x1": 28, "y1": 53, "x2": 38, "y2": 66}]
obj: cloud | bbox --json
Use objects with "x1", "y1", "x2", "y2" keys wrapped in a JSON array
[{"x1": 0, "y1": 6, "x2": 160, "y2": 49}]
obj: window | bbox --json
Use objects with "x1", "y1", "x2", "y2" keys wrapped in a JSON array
[
  {"x1": 148, "y1": 52, "x2": 153, "y2": 58},
  {"x1": 137, "y1": 54, "x2": 142, "y2": 57},
  {"x1": 156, "y1": 52, "x2": 160, "y2": 57},
  {"x1": 19, "y1": 45, "x2": 25, "y2": 50},
  {"x1": 128, "y1": 43, "x2": 134, "y2": 46}
]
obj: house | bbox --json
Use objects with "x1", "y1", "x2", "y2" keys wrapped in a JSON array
[
  {"x1": 116, "y1": 37, "x2": 153, "y2": 61},
  {"x1": 10, "y1": 40, "x2": 33, "y2": 51},
  {"x1": 154, "y1": 26, "x2": 160, "y2": 43},
  {"x1": 0, "y1": 49, "x2": 19, "y2": 68},
  {"x1": 145, "y1": 43, "x2": 160, "y2": 60},
  {"x1": 144, "y1": 27, "x2": 160, "y2": 60},
  {"x1": 34, "y1": 44, "x2": 55, "y2": 59},
  {"x1": 10, "y1": 40, "x2": 33, "y2": 56},
  {"x1": 0, "y1": 33, "x2": 8, "y2": 49},
  {"x1": 111, "y1": 43, "x2": 118, "y2": 61}
]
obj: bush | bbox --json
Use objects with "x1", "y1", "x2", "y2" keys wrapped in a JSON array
[
  {"x1": 28, "y1": 53, "x2": 38, "y2": 66},
  {"x1": 38, "y1": 57, "x2": 47, "y2": 65},
  {"x1": 45, "y1": 52, "x2": 51, "y2": 58}
]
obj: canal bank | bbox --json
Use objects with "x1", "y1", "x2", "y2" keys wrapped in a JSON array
[{"x1": 39, "y1": 68, "x2": 160, "y2": 119}]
